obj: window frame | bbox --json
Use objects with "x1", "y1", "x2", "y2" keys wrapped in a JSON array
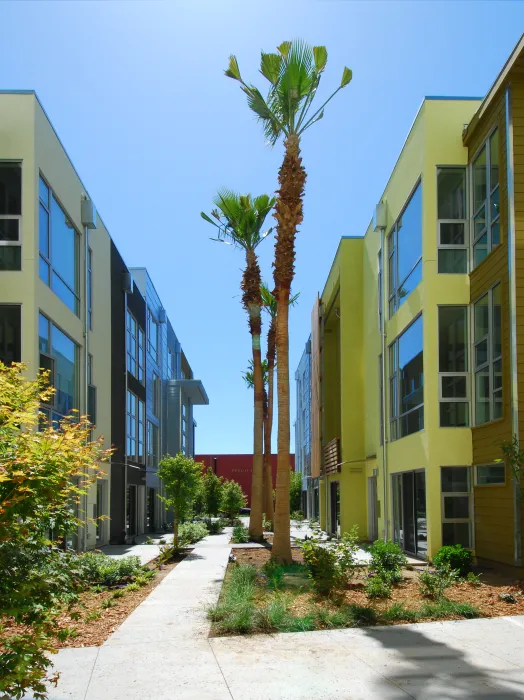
[
  {"x1": 0, "y1": 161, "x2": 22, "y2": 270},
  {"x1": 436, "y1": 166, "x2": 468, "y2": 274},
  {"x1": 438, "y1": 305, "x2": 470, "y2": 427},
  {"x1": 126, "y1": 309, "x2": 145, "y2": 385},
  {"x1": 470, "y1": 127, "x2": 501, "y2": 268},
  {"x1": 153, "y1": 372, "x2": 161, "y2": 418},
  {"x1": 472, "y1": 283, "x2": 502, "y2": 425},
  {"x1": 126, "y1": 389, "x2": 145, "y2": 464},
  {"x1": 475, "y1": 463, "x2": 506, "y2": 486},
  {"x1": 440, "y1": 466, "x2": 473, "y2": 549}
]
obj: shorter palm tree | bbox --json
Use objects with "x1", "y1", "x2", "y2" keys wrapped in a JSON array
[{"x1": 201, "y1": 191, "x2": 275, "y2": 540}]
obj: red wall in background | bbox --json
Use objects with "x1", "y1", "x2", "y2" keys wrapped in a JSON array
[{"x1": 195, "y1": 454, "x2": 296, "y2": 508}]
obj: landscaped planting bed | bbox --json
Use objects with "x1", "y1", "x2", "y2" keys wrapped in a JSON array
[{"x1": 209, "y1": 546, "x2": 524, "y2": 636}]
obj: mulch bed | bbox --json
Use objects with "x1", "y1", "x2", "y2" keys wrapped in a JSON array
[
  {"x1": 232, "y1": 547, "x2": 524, "y2": 622},
  {"x1": 3, "y1": 553, "x2": 187, "y2": 649}
]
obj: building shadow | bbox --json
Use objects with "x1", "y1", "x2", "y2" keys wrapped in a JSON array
[{"x1": 358, "y1": 622, "x2": 524, "y2": 699}]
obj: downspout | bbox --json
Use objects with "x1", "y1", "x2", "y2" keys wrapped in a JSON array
[
  {"x1": 379, "y1": 226, "x2": 389, "y2": 541},
  {"x1": 320, "y1": 303, "x2": 329, "y2": 532},
  {"x1": 505, "y1": 84, "x2": 522, "y2": 567},
  {"x1": 124, "y1": 289, "x2": 128, "y2": 541},
  {"x1": 83, "y1": 224, "x2": 89, "y2": 551}
]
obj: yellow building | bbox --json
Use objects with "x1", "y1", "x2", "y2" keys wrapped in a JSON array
[{"x1": 312, "y1": 35, "x2": 524, "y2": 568}]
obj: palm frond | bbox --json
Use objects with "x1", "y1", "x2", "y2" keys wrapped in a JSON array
[{"x1": 260, "y1": 52, "x2": 282, "y2": 86}]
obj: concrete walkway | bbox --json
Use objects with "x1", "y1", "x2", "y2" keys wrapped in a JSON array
[{"x1": 27, "y1": 532, "x2": 524, "y2": 700}]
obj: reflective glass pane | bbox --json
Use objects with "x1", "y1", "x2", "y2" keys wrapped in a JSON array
[
  {"x1": 439, "y1": 306, "x2": 467, "y2": 372},
  {"x1": 400, "y1": 406, "x2": 424, "y2": 438},
  {"x1": 490, "y1": 129, "x2": 499, "y2": 189},
  {"x1": 474, "y1": 207, "x2": 486, "y2": 237},
  {"x1": 39, "y1": 203, "x2": 49, "y2": 257},
  {"x1": 399, "y1": 317, "x2": 423, "y2": 416},
  {"x1": 438, "y1": 249, "x2": 467, "y2": 274},
  {"x1": 437, "y1": 168, "x2": 466, "y2": 219},
  {"x1": 476, "y1": 464, "x2": 505, "y2": 485},
  {"x1": 473, "y1": 147, "x2": 487, "y2": 212},
  {"x1": 389, "y1": 376, "x2": 397, "y2": 418},
  {"x1": 491, "y1": 186, "x2": 500, "y2": 222},
  {"x1": 51, "y1": 324, "x2": 77, "y2": 416},
  {"x1": 0, "y1": 304, "x2": 21, "y2": 365},
  {"x1": 440, "y1": 402, "x2": 469, "y2": 427},
  {"x1": 440, "y1": 222, "x2": 465, "y2": 245},
  {"x1": 474, "y1": 237, "x2": 488, "y2": 267},
  {"x1": 441, "y1": 376, "x2": 467, "y2": 398},
  {"x1": 0, "y1": 246, "x2": 21, "y2": 270},
  {"x1": 52, "y1": 272, "x2": 76, "y2": 314},
  {"x1": 39, "y1": 257, "x2": 49, "y2": 284},
  {"x1": 475, "y1": 339, "x2": 488, "y2": 368},
  {"x1": 0, "y1": 164, "x2": 21, "y2": 215},
  {"x1": 444, "y1": 495, "x2": 470, "y2": 520},
  {"x1": 492, "y1": 221, "x2": 500, "y2": 246},
  {"x1": 397, "y1": 182, "x2": 422, "y2": 285},
  {"x1": 388, "y1": 243, "x2": 396, "y2": 296},
  {"x1": 474, "y1": 294, "x2": 489, "y2": 340},
  {"x1": 493, "y1": 285, "x2": 501, "y2": 357},
  {"x1": 441, "y1": 466, "x2": 470, "y2": 493},
  {"x1": 0, "y1": 219, "x2": 19, "y2": 241},
  {"x1": 442, "y1": 522, "x2": 471, "y2": 547},
  {"x1": 51, "y1": 195, "x2": 76, "y2": 290},
  {"x1": 39, "y1": 176, "x2": 49, "y2": 206},
  {"x1": 398, "y1": 260, "x2": 422, "y2": 308},
  {"x1": 38, "y1": 314, "x2": 49, "y2": 353},
  {"x1": 475, "y1": 371, "x2": 490, "y2": 424}
]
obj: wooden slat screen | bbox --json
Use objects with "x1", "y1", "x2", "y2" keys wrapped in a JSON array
[{"x1": 323, "y1": 437, "x2": 340, "y2": 476}]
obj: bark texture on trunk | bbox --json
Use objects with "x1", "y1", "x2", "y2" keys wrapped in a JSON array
[
  {"x1": 173, "y1": 519, "x2": 179, "y2": 550},
  {"x1": 272, "y1": 134, "x2": 306, "y2": 563},
  {"x1": 264, "y1": 320, "x2": 276, "y2": 527}
]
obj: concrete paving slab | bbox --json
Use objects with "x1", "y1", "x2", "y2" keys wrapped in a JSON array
[{"x1": 22, "y1": 647, "x2": 99, "y2": 700}]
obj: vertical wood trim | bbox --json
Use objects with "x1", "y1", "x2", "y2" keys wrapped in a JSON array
[{"x1": 310, "y1": 296, "x2": 321, "y2": 479}]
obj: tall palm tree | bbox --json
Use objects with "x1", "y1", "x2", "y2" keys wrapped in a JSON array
[
  {"x1": 201, "y1": 191, "x2": 275, "y2": 541},
  {"x1": 226, "y1": 41, "x2": 351, "y2": 562}
]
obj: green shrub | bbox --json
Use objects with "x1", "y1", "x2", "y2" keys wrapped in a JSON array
[
  {"x1": 221, "y1": 480, "x2": 248, "y2": 520},
  {"x1": 289, "y1": 470, "x2": 303, "y2": 512},
  {"x1": 365, "y1": 576, "x2": 392, "y2": 599},
  {"x1": 466, "y1": 571, "x2": 482, "y2": 587},
  {"x1": 302, "y1": 528, "x2": 360, "y2": 596},
  {"x1": 205, "y1": 518, "x2": 228, "y2": 535},
  {"x1": 231, "y1": 525, "x2": 250, "y2": 543},
  {"x1": 208, "y1": 565, "x2": 257, "y2": 634},
  {"x1": 126, "y1": 582, "x2": 141, "y2": 592},
  {"x1": 433, "y1": 544, "x2": 473, "y2": 576},
  {"x1": 418, "y1": 566, "x2": 457, "y2": 600},
  {"x1": 178, "y1": 521, "x2": 209, "y2": 545},
  {"x1": 381, "y1": 603, "x2": 418, "y2": 623},
  {"x1": 78, "y1": 552, "x2": 143, "y2": 587},
  {"x1": 263, "y1": 560, "x2": 285, "y2": 589},
  {"x1": 84, "y1": 609, "x2": 102, "y2": 622},
  {"x1": 291, "y1": 510, "x2": 305, "y2": 522},
  {"x1": 346, "y1": 604, "x2": 378, "y2": 625},
  {"x1": 369, "y1": 540, "x2": 407, "y2": 583},
  {"x1": 111, "y1": 589, "x2": 125, "y2": 599}
]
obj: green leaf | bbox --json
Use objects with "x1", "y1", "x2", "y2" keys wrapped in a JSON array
[
  {"x1": 260, "y1": 52, "x2": 282, "y2": 86},
  {"x1": 225, "y1": 55, "x2": 242, "y2": 81},
  {"x1": 277, "y1": 41, "x2": 292, "y2": 58},
  {"x1": 200, "y1": 212, "x2": 217, "y2": 225},
  {"x1": 341, "y1": 66, "x2": 353, "y2": 88},
  {"x1": 313, "y1": 46, "x2": 328, "y2": 74}
]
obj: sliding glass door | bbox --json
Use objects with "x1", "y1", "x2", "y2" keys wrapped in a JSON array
[{"x1": 392, "y1": 470, "x2": 427, "y2": 558}]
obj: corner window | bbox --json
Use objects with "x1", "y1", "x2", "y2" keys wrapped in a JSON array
[
  {"x1": 0, "y1": 162, "x2": 22, "y2": 270},
  {"x1": 147, "y1": 420, "x2": 159, "y2": 467},
  {"x1": 126, "y1": 310, "x2": 145, "y2": 384},
  {"x1": 473, "y1": 284, "x2": 502, "y2": 425},
  {"x1": 438, "y1": 306, "x2": 469, "y2": 427},
  {"x1": 126, "y1": 390, "x2": 145, "y2": 464},
  {"x1": 388, "y1": 181, "x2": 422, "y2": 317},
  {"x1": 476, "y1": 463, "x2": 505, "y2": 486},
  {"x1": 441, "y1": 466, "x2": 472, "y2": 548},
  {"x1": 472, "y1": 129, "x2": 500, "y2": 268},
  {"x1": 0, "y1": 305, "x2": 21, "y2": 364},
  {"x1": 389, "y1": 315, "x2": 424, "y2": 441},
  {"x1": 437, "y1": 168, "x2": 467, "y2": 273},
  {"x1": 39, "y1": 176, "x2": 79, "y2": 315},
  {"x1": 147, "y1": 309, "x2": 158, "y2": 363}
]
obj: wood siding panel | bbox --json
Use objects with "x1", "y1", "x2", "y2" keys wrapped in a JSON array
[{"x1": 310, "y1": 298, "x2": 321, "y2": 479}]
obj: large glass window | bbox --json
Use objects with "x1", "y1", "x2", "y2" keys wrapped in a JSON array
[
  {"x1": 153, "y1": 373, "x2": 161, "y2": 418},
  {"x1": 126, "y1": 390, "x2": 145, "y2": 464},
  {"x1": 473, "y1": 284, "x2": 502, "y2": 425},
  {"x1": 389, "y1": 316, "x2": 424, "y2": 440},
  {"x1": 388, "y1": 181, "x2": 422, "y2": 317},
  {"x1": 437, "y1": 168, "x2": 467, "y2": 273},
  {"x1": 0, "y1": 305, "x2": 21, "y2": 364},
  {"x1": 39, "y1": 176, "x2": 79, "y2": 314},
  {"x1": 147, "y1": 309, "x2": 158, "y2": 363},
  {"x1": 441, "y1": 466, "x2": 472, "y2": 548},
  {"x1": 39, "y1": 313, "x2": 79, "y2": 425},
  {"x1": 476, "y1": 464, "x2": 505, "y2": 486},
  {"x1": 472, "y1": 129, "x2": 500, "y2": 268},
  {"x1": 126, "y1": 309, "x2": 145, "y2": 384},
  {"x1": 438, "y1": 307, "x2": 469, "y2": 427},
  {"x1": 147, "y1": 420, "x2": 159, "y2": 468},
  {"x1": 0, "y1": 163, "x2": 22, "y2": 270}
]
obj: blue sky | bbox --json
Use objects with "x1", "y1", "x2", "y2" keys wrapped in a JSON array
[{"x1": 0, "y1": 1, "x2": 522, "y2": 453}]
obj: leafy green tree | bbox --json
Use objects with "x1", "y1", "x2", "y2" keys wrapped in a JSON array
[
  {"x1": 289, "y1": 469, "x2": 303, "y2": 513},
  {"x1": 0, "y1": 363, "x2": 110, "y2": 700},
  {"x1": 202, "y1": 469, "x2": 225, "y2": 517},
  {"x1": 158, "y1": 454, "x2": 203, "y2": 549},
  {"x1": 221, "y1": 479, "x2": 248, "y2": 521},
  {"x1": 226, "y1": 41, "x2": 351, "y2": 562},
  {"x1": 201, "y1": 191, "x2": 275, "y2": 542}
]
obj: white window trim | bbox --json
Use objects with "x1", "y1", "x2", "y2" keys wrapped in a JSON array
[
  {"x1": 441, "y1": 466, "x2": 474, "y2": 549},
  {"x1": 470, "y1": 127, "x2": 500, "y2": 268},
  {"x1": 475, "y1": 463, "x2": 506, "y2": 487},
  {"x1": 438, "y1": 304, "x2": 471, "y2": 427},
  {"x1": 436, "y1": 166, "x2": 468, "y2": 274},
  {"x1": 472, "y1": 284, "x2": 502, "y2": 426}
]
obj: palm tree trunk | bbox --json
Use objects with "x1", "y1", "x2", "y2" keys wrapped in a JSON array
[
  {"x1": 272, "y1": 134, "x2": 306, "y2": 564},
  {"x1": 264, "y1": 322, "x2": 276, "y2": 527},
  {"x1": 249, "y1": 314, "x2": 264, "y2": 541},
  {"x1": 263, "y1": 386, "x2": 274, "y2": 528}
]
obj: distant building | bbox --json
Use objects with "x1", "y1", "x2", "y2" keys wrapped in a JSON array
[{"x1": 295, "y1": 336, "x2": 318, "y2": 519}]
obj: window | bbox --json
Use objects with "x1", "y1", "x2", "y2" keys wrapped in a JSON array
[
  {"x1": 389, "y1": 316, "x2": 424, "y2": 440},
  {"x1": 168, "y1": 349, "x2": 176, "y2": 379},
  {"x1": 87, "y1": 248, "x2": 93, "y2": 329},
  {"x1": 0, "y1": 305, "x2": 21, "y2": 364},
  {"x1": 126, "y1": 390, "x2": 145, "y2": 464},
  {"x1": 472, "y1": 129, "x2": 500, "y2": 268},
  {"x1": 39, "y1": 313, "x2": 79, "y2": 425},
  {"x1": 0, "y1": 163, "x2": 22, "y2": 270},
  {"x1": 126, "y1": 310, "x2": 145, "y2": 383},
  {"x1": 39, "y1": 176, "x2": 79, "y2": 314},
  {"x1": 147, "y1": 309, "x2": 158, "y2": 363},
  {"x1": 438, "y1": 306, "x2": 469, "y2": 427},
  {"x1": 153, "y1": 373, "x2": 161, "y2": 418},
  {"x1": 147, "y1": 420, "x2": 159, "y2": 467},
  {"x1": 87, "y1": 353, "x2": 96, "y2": 427},
  {"x1": 181, "y1": 401, "x2": 187, "y2": 454},
  {"x1": 388, "y1": 181, "x2": 422, "y2": 317},
  {"x1": 437, "y1": 168, "x2": 467, "y2": 273},
  {"x1": 441, "y1": 466, "x2": 472, "y2": 548},
  {"x1": 476, "y1": 463, "x2": 505, "y2": 486},
  {"x1": 473, "y1": 284, "x2": 502, "y2": 425}
]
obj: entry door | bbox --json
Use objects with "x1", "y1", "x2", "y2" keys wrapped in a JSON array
[
  {"x1": 126, "y1": 485, "x2": 137, "y2": 537},
  {"x1": 392, "y1": 470, "x2": 427, "y2": 558},
  {"x1": 147, "y1": 488, "x2": 156, "y2": 533},
  {"x1": 367, "y1": 477, "x2": 378, "y2": 542},
  {"x1": 95, "y1": 482, "x2": 104, "y2": 544},
  {"x1": 330, "y1": 481, "x2": 340, "y2": 535}
]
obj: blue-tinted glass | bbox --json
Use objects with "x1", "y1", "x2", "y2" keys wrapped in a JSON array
[
  {"x1": 39, "y1": 256, "x2": 50, "y2": 284},
  {"x1": 39, "y1": 177, "x2": 49, "y2": 206},
  {"x1": 52, "y1": 272, "x2": 76, "y2": 314},
  {"x1": 397, "y1": 183, "x2": 422, "y2": 285},
  {"x1": 51, "y1": 195, "x2": 76, "y2": 290},
  {"x1": 51, "y1": 324, "x2": 76, "y2": 415},
  {"x1": 399, "y1": 316, "x2": 423, "y2": 417},
  {"x1": 398, "y1": 260, "x2": 422, "y2": 307},
  {"x1": 39, "y1": 313, "x2": 49, "y2": 353},
  {"x1": 39, "y1": 203, "x2": 49, "y2": 257}
]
